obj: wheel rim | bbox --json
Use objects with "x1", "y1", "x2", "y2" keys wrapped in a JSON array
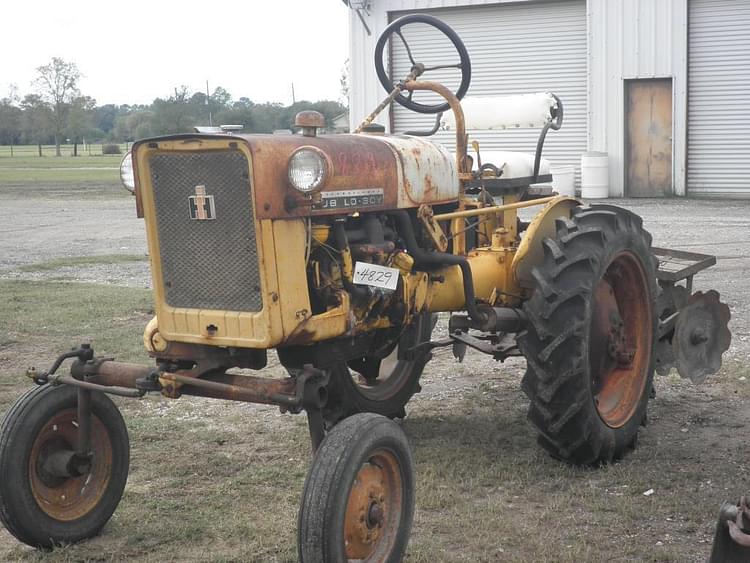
[
  {"x1": 29, "y1": 408, "x2": 113, "y2": 521},
  {"x1": 590, "y1": 251, "x2": 653, "y2": 428},
  {"x1": 343, "y1": 450, "x2": 403, "y2": 561},
  {"x1": 347, "y1": 318, "x2": 426, "y2": 402},
  {"x1": 350, "y1": 345, "x2": 410, "y2": 399}
]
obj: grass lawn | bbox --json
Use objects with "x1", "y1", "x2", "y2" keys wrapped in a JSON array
[{"x1": 0, "y1": 146, "x2": 125, "y2": 187}]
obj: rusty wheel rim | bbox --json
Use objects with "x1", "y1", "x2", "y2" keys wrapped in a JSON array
[
  {"x1": 590, "y1": 251, "x2": 652, "y2": 428},
  {"x1": 29, "y1": 408, "x2": 113, "y2": 521},
  {"x1": 343, "y1": 449, "x2": 403, "y2": 561}
]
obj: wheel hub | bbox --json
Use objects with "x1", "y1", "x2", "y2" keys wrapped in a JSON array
[
  {"x1": 590, "y1": 251, "x2": 653, "y2": 428},
  {"x1": 29, "y1": 408, "x2": 113, "y2": 522},
  {"x1": 346, "y1": 464, "x2": 386, "y2": 552},
  {"x1": 367, "y1": 500, "x2": 384, "y2": 529},
  {"x1": 38, "y1": 447, "x2": 92, "y2": 486},
  {"x1": 343, "y1": 452, "x2": 403, "y2": 560}
]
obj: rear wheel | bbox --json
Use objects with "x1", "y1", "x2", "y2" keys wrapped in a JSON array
[
  {"x1": 0, "y1": 385, "x2": 129, "y2": 548},
  {"x1": 323, "y1": 313, "x2": 434, "y2": 426},
  {"x1": 518, "y1": 205, "x2": 657, "y2": 465}
]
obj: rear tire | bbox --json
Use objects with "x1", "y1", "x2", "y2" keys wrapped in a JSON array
[
  {"x1": 0, "y1": 385, "x2": 129, "y2": 548},
  {"x1": 518, "y1": 205, "x2": 657, "y2": 465}
]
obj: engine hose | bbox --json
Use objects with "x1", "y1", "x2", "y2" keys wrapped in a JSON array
[
  {"x1": 391, "y1": 210, "x2": 488, "y2": 325},
  {"x1": 345, "y1": 226, "x2": 396, "y2": 243},
  {"x1": 332, "y1": 220, "x2": 369, "y2": 300},
  {"x1": 363, "y1": 213, "x2": 385, "y2": 244}
]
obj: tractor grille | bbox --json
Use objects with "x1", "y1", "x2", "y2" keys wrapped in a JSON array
[{"x1": 149, "y1": 150, "x2": 263, "y2": 312}]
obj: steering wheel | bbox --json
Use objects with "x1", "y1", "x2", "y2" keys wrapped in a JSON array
[{"x1": 374, "y1": 14, "x2": 472, "y2": 114}]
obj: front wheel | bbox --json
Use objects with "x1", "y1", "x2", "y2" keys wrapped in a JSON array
[
  {"x1": 0, "y1": 385, "x2": 130, "y2": 548},
  {"x1": 323, "y1": 313, "x2": 435, "y2": 426},
  {"x1": 518, "y1": 205, "x2": 658, "y2": 465},
  {"x1": 298, "y1": 413, "x2": 415, "y2": 562}
]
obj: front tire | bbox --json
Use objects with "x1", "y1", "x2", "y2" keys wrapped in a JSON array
[
  {"x1": 323, "y1": 313, "x2": 434, "y2": 425},
  {"x1": 298, "y1": 413, "x2": 415, "y2": 562},
  {"x1": 518, "y1": 205, "x2": 657, "y2": 465},
  {"x1": 0, "y1": 385, "x2": 130, "y2": 548}
]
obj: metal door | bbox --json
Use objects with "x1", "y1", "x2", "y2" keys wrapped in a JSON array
[{"x1": 625, "y1": 78, "x2": 673, "y2": 197}]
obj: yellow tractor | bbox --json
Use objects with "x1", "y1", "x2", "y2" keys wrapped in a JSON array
[{"x1": 0, "y1": 15, "x2": 730, "y2": 561}]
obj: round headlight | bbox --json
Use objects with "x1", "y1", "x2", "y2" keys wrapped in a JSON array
[
  {"x1": 288, "y1": 147, "x2": 329, "y2": 193},
  {"x1": 120, "y1": 151, "x2": 135, "y2": 194}
]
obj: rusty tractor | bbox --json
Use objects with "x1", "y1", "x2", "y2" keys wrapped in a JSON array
[{"x1": 0, "y1": 15, "x2": 731, "y2": 561}]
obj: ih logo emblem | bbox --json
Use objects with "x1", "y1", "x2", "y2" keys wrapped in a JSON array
[{"x1": 188, "y1": 185, "x2": 216, "y2": 220}]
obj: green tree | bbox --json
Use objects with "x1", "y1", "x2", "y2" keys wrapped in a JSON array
[
  {"x1": 150, "y1": 86, "x2": 199, "y2": 135},
  {"x1": 113, "y1": 109, "x2": 153, "y2": 141},
  {"x1": 65, "y1": 96, "x2": 97, "y2": 156},
  {"x1": 249, "y1": 102, "x2": 285, "y2": 133},
  {"x1": 211, "y1": 86, "x2": 232, "y2": 108},
  {"x1": 94, "y1": 104, "x2": 119, "y2": 137},
  {"x1": 20, "y1": 94, "x2": 53, "y2": 156},
  {"x1": 34, "y1": 57, "x2": 82, "y2": 156},
  {"x1": 0, "y1": 88, "x2": 23, "y2": 155},
  {"x1": 214, "y1": 106, "x2": 254, "y2": 131}
]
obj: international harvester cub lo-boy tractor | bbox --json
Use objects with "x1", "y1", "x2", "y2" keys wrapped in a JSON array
[{"x1": 0, "y1": 15, "x2": 731, "y2": 561}]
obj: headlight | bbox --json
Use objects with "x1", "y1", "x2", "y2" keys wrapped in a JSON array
[
  {"x1": 120, "y1": 151, "x2": 135, "y2": 194},
  {"x1": 288, "y1": 147, "x2": 329, "y2": 193}
]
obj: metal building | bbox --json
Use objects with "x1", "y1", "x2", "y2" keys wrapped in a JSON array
[{"x1": 347, "y1": 0, "x2": 750, "y2": 198}]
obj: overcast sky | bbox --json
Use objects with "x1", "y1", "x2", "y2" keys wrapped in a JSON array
[{"x1": 1, "y1": 1, "x2": 350, "y2": 106}]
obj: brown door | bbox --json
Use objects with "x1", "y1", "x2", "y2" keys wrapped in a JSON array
[{"x1": 625, "y1": 79, "x2": 673, "y2": 196}]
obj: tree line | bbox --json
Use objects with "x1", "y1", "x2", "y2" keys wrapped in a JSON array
[{"x1": 0, "y1": 57, "x2": 348, "y2": 156}]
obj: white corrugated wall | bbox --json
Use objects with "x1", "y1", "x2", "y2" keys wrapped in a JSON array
[
  {"x1": 348, "y1": 1, "x2": 535, "y2": 133},
  {"x1": 386, "y1": 1, "x2": 587, "y2": 185},
  {"x1": 687, "y1": 0, "x2": 750, "y2": 198},
  {"x1": 351, "y1": 1, "x2": 750, "y2": 200},
  {"x1": 588, "y1": 0, "x2": 687, "y2": 197}
]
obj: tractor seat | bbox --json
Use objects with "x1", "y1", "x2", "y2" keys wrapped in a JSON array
[
  {"x1": 461, "y1": 150, "x2": 553, "y2": 195},
  {"x1": 473, "y1": 151, "x2": 551, "y2": 180},
  {"x1": 442, "y1": 91, "x2": 562, "y2": 195}
]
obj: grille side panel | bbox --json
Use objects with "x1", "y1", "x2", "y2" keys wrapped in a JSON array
[{"x1": 150, "y1": 150, "x2": 263, "y2": 312}]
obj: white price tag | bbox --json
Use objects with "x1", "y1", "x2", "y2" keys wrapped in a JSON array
[{"x1": 353, "y1": 262, "x2": 399, "y2": 291}]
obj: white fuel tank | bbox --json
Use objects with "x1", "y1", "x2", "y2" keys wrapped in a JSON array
[{"x1": 371, "y1": 135, "x2": 459, "y2": 207}]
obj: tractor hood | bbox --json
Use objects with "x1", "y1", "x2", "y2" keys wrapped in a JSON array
[
  {"x1": 240, "y1": 132, "x2": 459, "y2": 219},
  {"x1": 131, "y1": 132, "x2": 459, "y2": 220}
]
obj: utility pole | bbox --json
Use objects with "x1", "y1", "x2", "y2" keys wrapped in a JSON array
[
  {"x1": 206, "y1": 80, "x2": 212, "y2": 126},
  {"x1": 291, "y1": 82, "x2": 296, "y2": 105}
]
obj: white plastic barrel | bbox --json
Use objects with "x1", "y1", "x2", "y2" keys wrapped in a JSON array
[
  {"x1": 581, "y1": 151, "x2": 609, "y2": 199},
  {"x1": 551, "y1": 165, "x2": 575, "y2": 197}
]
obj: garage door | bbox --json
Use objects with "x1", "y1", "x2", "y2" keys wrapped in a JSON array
[
  {"x1": 388, "y1": 0, "x2": 587, "y2": 186},
  {"x1": 688, "y1": 0, "x2": 750, "y2": 197}
]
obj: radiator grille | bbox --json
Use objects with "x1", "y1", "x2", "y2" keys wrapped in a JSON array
[{"x1": 149, "y1": 150, "x2": 263, "y2": 312}]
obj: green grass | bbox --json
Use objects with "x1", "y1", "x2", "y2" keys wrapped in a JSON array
[
  {"x1": 19, "y1": 254, "x2": 148, "y2": 272},
  {"x1": 0, "y1": 155, "x2": 123, "y2": 169},
  {"x1": 0, "y1": 280, "x2": 152, "y2": 362},
  {"x1": 0, "y1": 168, "x2": 120, "y2": 185},
  {"x1": 0, "y1": 147, "x2": 125, "y2": 187}
]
